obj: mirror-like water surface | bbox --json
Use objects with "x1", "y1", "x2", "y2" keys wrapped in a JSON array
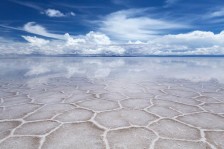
[{"x1": 0, "y1": 57, "x2": 224, "y2": 149}]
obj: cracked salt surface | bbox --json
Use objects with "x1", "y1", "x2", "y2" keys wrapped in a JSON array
[{"x1": 0, "y1": 57, "x2": 224, "y2": 149}]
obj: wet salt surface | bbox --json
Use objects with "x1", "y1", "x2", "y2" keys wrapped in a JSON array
[{"x1": 0, "y1": 57, "x2": 224, "y2": 149}]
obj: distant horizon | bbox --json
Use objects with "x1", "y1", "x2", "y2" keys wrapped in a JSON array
[{"x1": 1, "y1": 54, "x2": 224, "y2": 58}]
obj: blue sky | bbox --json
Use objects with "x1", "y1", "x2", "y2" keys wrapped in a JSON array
[{"x1": 0, "y1": 0, "x2": 224, "y2": 55}]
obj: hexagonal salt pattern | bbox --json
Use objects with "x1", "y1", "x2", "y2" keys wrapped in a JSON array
[
  {"x1": 77, "y1": 99, "x2": 119, "y2": 111},
  {"x1": 100, "y1": 92, "x2": 127, "y2": 101},
  {"x1": 0, "y1": 121, "x2": 21, "y2": 140},
  {"x1": 14, "y1": 120, "x2": 59, "y2": 135},
  {"x1": 177, "y1": 112, "x2": 224, "y2": 130},
  {"x1": 1, "y1": 74, "x2": 224, "y2": 149},
  {"x1": 205, "y1": 131, "x2": 224, "y2": 148},
  {"x1": 95, "y1": 109, "x2": 158, "y2": 129},
  {"x1": 147, "y1": 106, "x2": 180, "y2": 118},
  {"x1": 154, "y1": 139, "x2": 209, "y2": 149},
  {"x1": 107, "y1": 128, "x2": 157, "y2": 149},
  {"x1": 0, "y1": 104, "x2": 41, "y2": 119},
  {"x1": 42, "y1": 123, "x2": 104, "y2": 149},
  {"x1": 1, "y1": 95, "x2": 31, "y2": 107},
  {"x1": 54, "y1": 108, "x2": 93, "y2": 122},
  {"x1": 121, "y1": 98, "x2": 152, "y2": 109},
  {"x1": 0, "y1": 136, "x2": 41, "y2": 149},
  {"x1": 149, "y1": 119, "x2": 200, "y2": 140}
]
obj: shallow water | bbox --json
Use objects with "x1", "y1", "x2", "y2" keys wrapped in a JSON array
[{"x1": 0, "y1": 57, "x2": 224, "y2": 149}]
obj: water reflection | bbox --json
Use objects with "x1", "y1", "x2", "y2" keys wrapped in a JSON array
[{"x1": 0, "y1": 57, "x2": 224, "y2": 84}]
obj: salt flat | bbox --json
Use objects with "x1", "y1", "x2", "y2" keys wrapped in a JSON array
[{"x1": 0, "y1": 57, "x2": 224, "y2": 149}]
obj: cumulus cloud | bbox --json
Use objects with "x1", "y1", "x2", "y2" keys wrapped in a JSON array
[
  {"x1": 98, "y1": 9, "x2": 190, "y2": 41},
  {"x1": 44, "y1": 9, "x2": 65, "y2": 17},
  {"x1": 64, "y1": 31, "x2": 111, "y2": 46},
  {"x1": 22, "y1": 36, "x2": 49, "y2": 46},
  {"x1": 43, "y1": 9, "x2": 75, "y2": 17},
  {"x1": 0, "y1": 22, "x2": 224, "y2": 56},
  {"x1": 0, "y1": 29, "x2": 125, "y2": 55},
  {"x1": 125, "y1": 30, "x2": 224, "y2": 55}
]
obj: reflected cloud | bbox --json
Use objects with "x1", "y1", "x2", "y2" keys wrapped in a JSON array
[{"x1": 0, "y1": 57, "x2": 224, "y2": 85}]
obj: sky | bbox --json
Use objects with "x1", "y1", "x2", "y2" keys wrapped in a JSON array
[{"x1": 0, "y1": 0, "x2": 224, "y2": 56}]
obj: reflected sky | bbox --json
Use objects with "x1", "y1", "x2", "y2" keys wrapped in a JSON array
[{"x1": 0, "y1": 57, "x2": 224, "y2": 85}]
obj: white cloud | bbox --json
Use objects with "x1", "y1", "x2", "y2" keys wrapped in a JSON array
[
  {"x1": 70, "y1": 12, "x2": 76, "y2": 16},
  {"x1": 85, "y1": 31, "x2": 111, "y2": 45},
  {"x1": 22, "y1": 36, "x2": 49, "y2": 46},
  {"x1": 98, "y1": 9, "x2": 190, "y2": 41},
  {"x1": 44, "y1": 9, "x2": 65, "y2": 17},
  {"x1": 125, "y1": 30, "x2": 224, "y2": 55},
  {"x1": 64, "y1": 31, "x2": 111, "y2": 46},
  {"x1": 43, "y1": 9, "x2": 76, "y2": 17},
  {"x1": 1, "y1": 22, "x2": 224, "y2": 56},
  {"x1": 2, "y1": 31, "x2": 124, "y2": 55},
  {"x1": 64, "y1": 33, "x2": 86, "y2": 46},
  {"x1": 23, "y1": 22, "x2": 65, "y2": 39},
  {"x1": 10, "y1": 0, "x2": 43, "y2": 11},
  {"x1": 209, "y1": 8, "x2": 224, "y2": 18}
]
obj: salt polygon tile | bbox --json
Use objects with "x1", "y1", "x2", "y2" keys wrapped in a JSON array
[
  {"x1": 1, "y1": 95, "x2": 31, "y2": 106},
  {"x1": 194, "y1": 96, "x2": 220, "y2": 103},
  {"x1": 164, "y1": 89, "x2": 199, "y2": 98},
  {"x1": 201, "y1": 103, "x2": 224, "y2": 113},
  {"x1": 100, "y1": 92, "x2": 127, "y2": 101},
  {"x1": 107, "y1": 127, "x2": 156, "y2": 149},
  {"x1": 0, "y1": 104, "x2": 41, "y2": 119},
  {"x1": 77, "y1": 99, "x2": 119, "y2": 111},
  {"x1": 25, "y1": 104, "x2": 74, "y2": 120},
  {"x1": 121, "y1": 98, "x2": 152, "y2": 109},
  {"x1": 147, "y1": 106, "x2": 180, "y2": 118},
  {"x1": 64, "y1": 91, "x2": 95, "y2": 103},
  {"x1": 178, "y1": 112, "x2": 224, "y2": 129},
  {"x1": 0, "y1": 136, "x2": 40, "y2": 149},
  {"x1": 31, "y1": 91, "x2": 67, "y2": 104},
  {"x1": 154, "y1": 139, "x2": 208, "y2": 149},
  {"x1": 95, "y1": 109, "x2": 158, "y2": 128},
  {"x1": 0, "y1": 121, "x2": 21, "y2": 140},
  {"x1": 156, "y1": 94, "x2": 200, "y2": 105},
  {"x1": 42, "y1": 123, "x2": 104, "y2": 149},
  {"x1": 55, "y1": 108, "x2": 93, "y2": 122},
  {"x1": 149, "y1": 119, "x2": 200, "y2": 140},
  {"x1": 205, "y1": 131, "x2": 224, "y2": 148},
  {"x1": 153, "y1": 100, "x2": 202, "y2": 114},
  {"x1": 14, "y1": 120, "x2": 59, "y2": 135}
]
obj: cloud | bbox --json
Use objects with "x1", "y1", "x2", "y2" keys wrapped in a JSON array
[
  {"x1": 208, "y1": 8, "x2": 224, "y2": 18},
  {"x1": 0, "y1": 30, "x2": 125, "y2": 55},
  {"x1": 1, "y1": 22, "x2": 65, "y2": 40},
  {"x1": 70, "y1": 12, "x2": 76, "y2": 16},
  {"x1": 2, "y1": 57, "x2": 224, "y2": 85},
  {"x1": 1, "y1": 22, "x2": 224, "y2": 56},
  {"x1": 97, "y1": 9, "x2": 190, "y2": 41},
  {"x1": 126, "y1": 30, "x2": 224, "y2": 55},
  {"x1": 43, "y1": 9, "x2": 76, "y2": 17},
  {"x1": 44, "y1": 9, "x2": 65, "y2": 17},
  {"x1": 23, "y1": 22, "x2": 65, "y2": 39},
  {"x1": 22, "y1": 36, "x2": 49, "y2": 46},
  {"x1": 64, "y1": 31, "x2": 111, "y2": 45},
  {"x1": 10, "y1": 1, "x2": 75, "y2": 17},
  {"x1": 9, "y1": 0, "x2": 43, "y2": 11}
]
